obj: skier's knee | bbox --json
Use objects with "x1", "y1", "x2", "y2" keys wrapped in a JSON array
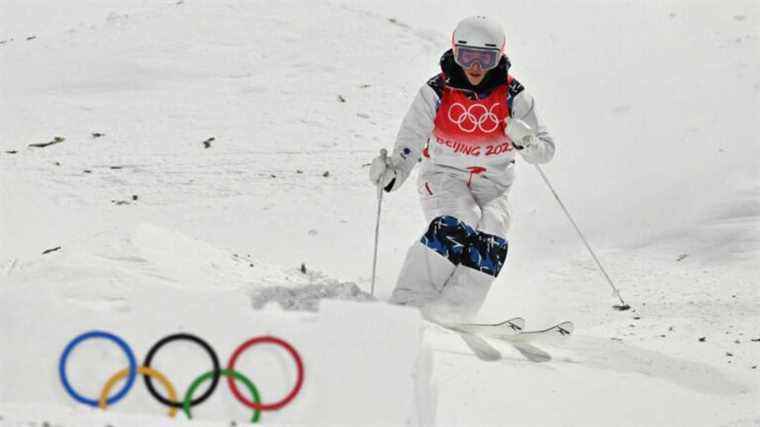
[
  {"x1": 419, "y1": 215, "x2": 508, "y2": 276},
  {"x1": 420, "y1": 215, "x2": 476, "y2": 265},
  {"x1": 461, "y1": 231, "x2": 508, "y2": 277}
]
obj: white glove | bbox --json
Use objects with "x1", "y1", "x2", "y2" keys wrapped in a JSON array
[
  {"x1": 506, "y1": 118, "x2": 537, "y2": 150},
  {"x1": 368, "y1": 149, "x2": 406, "y2": 192}
]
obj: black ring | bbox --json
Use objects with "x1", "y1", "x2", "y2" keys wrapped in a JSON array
[{"x1": 143, "y1": 333, "x2": 221, "y2": 409}]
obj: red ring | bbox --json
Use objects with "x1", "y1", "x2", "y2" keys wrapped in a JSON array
[{"x1": 226, "y1": 336, "x2": 304, "y2": 411}]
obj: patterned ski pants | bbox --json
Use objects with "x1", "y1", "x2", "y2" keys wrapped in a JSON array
[{"x1": 390, "y1": 166, "x2": 511, "y2": 322}]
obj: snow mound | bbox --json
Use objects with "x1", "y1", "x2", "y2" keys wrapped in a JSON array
[
  {"x1": 251, "y1": 282, "x2": 375, "y2": 311},
  {"x1": 3, "y1": 222, "x2": 373, "y2": 297},
  {"x1": 0, "y1": 224, "x2": 431, "y2": 425}
]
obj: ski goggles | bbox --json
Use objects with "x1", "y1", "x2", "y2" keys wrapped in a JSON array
[{"x1": 454, "y1": 46, "x2": 501, "y2": 70}]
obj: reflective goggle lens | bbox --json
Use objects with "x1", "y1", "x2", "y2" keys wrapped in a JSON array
[{"x1": 455, "y1": 47, "x2": 500, "y2": 70}]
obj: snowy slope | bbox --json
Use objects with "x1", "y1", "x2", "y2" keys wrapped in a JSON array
[
  {"x1": 2, "y1": 0, "x2": 759, "y2": 426},
  {"x1": 0, "y1": 223, "x2": 430, "y2": 425}
]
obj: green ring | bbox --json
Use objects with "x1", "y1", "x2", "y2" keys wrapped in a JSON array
[{"x1": 183, "y1": 368, "x2": 262, "y2": 423}]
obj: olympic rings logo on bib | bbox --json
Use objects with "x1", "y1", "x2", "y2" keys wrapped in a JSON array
[
  {"x1": 447, "y1": 102, "x2": 501, "y2": 133},
  {"x1": 58, "y1": 330, "x2": 304, "y2": 423}
]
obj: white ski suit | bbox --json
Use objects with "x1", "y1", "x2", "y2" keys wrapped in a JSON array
[{"x1": 386, "y1": 52, "x2": 555, "y2": 321}]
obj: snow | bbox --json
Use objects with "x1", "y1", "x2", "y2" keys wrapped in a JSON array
[
  {"x1": 0, "y1": 223, "x2": 428, "y2": 425},
  {"x1": 1, "y1": 0, "x2": 759, "y2": 426}
]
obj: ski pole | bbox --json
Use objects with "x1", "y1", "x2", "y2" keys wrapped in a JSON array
[
  {"x1": 370, "y1": 149, "x2": 388, "y2": 296},
  {"x1": 534, "y1": 164, "x2": 631, "y2": 311}
]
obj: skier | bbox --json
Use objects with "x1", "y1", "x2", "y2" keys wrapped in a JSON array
[{"x1": 369, "y1": 16, "x2": 556, "y2": 322}]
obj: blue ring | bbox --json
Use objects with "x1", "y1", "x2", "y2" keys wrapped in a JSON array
[{"x1": 58, "y1": 330, "x2": 137, "y2": 407}]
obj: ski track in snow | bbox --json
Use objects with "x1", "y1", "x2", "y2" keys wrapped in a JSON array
[{"x1": 2, "y1": 0, "x2": 759, "y2": 425}]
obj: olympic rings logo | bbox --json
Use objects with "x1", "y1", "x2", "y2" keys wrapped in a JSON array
[
  {"x1": 447, "y1": 102, "x2": 501, "y2": 133},
  {"x1": 59, "y1": 331, "x2": 304, "y2": 422}
]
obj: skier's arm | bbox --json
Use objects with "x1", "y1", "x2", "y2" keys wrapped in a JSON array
[
  {"x1": 510, "y1": 90, "x2": 555, "y2": 164},
  {"x1": 391, "y1": 84, "x2": 438, "y2": 174},
  {"x1": 376, "y1": 84, "x2": 438, "y2": 191}
]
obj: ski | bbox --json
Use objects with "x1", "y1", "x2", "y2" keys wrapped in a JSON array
[
  {"x1": 425, "y1": 318, "x2": 515, "y2": 361},
  {"x1": 446, "y1": 319, "x2": 574, "y2": 342},
  {"x1": 486, "y1": 320, "x2": 574, "y2": 342},
  {"x1": 446, "y1": 316, "x2": 526, "y2": 336},
  {"x1": 457, "y1": 332, "x2": 502, "y2": 361},
  {"x1": 520, "y1": 321, "x2": 574, "y2": 336},
  {"x1": 428, "y1": 317, "x2": 573, "y2": 361}
]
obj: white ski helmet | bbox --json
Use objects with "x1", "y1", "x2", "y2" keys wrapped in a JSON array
[{"x1": 452, "y1": 16, "x2": 506, "y2": 52}]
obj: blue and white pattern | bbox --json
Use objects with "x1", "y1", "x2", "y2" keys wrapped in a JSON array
[{"x1": 421, "y1": 215, "x2": 508, "y2": 277}]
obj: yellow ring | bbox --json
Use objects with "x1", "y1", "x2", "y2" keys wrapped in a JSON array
[{"x1": 98, "y1": 366, "x2": 178, "y2": 417}]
